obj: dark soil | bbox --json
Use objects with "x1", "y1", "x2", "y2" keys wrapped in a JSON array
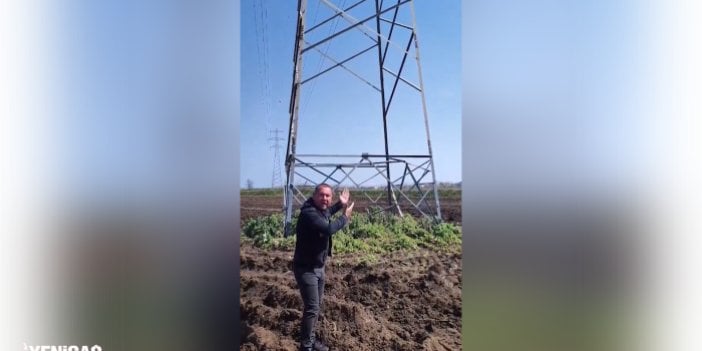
[{"x1": 239, "y1": 246, "x2": 462, "y2": 351}]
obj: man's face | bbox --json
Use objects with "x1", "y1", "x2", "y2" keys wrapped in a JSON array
[{"x1": 312, "y1": 186, "x2": 333, "y2": 210}]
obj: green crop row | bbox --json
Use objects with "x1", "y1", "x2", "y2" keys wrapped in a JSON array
[{"x1": 241, "y1": 208, "x2": 461, "y2": 254}]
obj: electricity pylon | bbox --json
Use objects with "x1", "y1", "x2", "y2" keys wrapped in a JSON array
[
  {"x1": 269, "y1": 128, "x2": 284, "y2": 188},
  {"x1": 284, "y1": 0, "x2": 441, "y2": 235}
]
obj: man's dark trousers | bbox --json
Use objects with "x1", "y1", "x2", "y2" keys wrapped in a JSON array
[{"x1": 294, "y1": 265, "x2": 325, "y2": 349}]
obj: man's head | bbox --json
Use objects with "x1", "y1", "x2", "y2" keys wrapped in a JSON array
[{"x1": 312, "y1": 183, "x2": 334, "y2": 210}]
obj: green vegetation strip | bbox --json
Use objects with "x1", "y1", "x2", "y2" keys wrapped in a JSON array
[{"x1": 242, "y1": 209, "x2": 461, "y2": 254}]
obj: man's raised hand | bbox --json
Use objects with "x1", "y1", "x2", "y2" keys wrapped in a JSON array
[{"x1": 339, "y1": 188, "x2": 350, "y2": 206}]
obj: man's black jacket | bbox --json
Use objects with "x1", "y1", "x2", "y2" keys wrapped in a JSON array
[{"x1": 293, "y1": 198, "x2": 348, "y2": 269}]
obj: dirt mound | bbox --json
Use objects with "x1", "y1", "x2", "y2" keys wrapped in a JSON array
[{"x1": 240, "y1": 246, "x2": 462, "y2": 350}]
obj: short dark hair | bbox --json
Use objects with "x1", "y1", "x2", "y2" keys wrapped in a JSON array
[{"x1": 314, "y1": 183, "x2": 333, "y2": 194}]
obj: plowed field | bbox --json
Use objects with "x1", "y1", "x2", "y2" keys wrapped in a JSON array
[
  {"x1": 240, "y1": 190, "x2": 462, "y2": 350},
  {"x1": 239, "y1": 246, "x2": 462, "y2": 351},
  {"x1": 240, "y1": 192, "x2": 462, "y2": 225}
]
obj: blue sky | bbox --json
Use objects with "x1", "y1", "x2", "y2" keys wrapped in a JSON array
[
  {"x1": 57, "y1": 0, "x2": 649, "y2": 201},
  {"x1": 240, "y1": 0, "x2": 648, "y2": 196},
  {"x1": 240, "y1": 0, "x2": 461, "y2": 188},
  {"x1": 462, "y1": 0, "x2": 649, "y2": 200},
  {"x1": 59, "y1": 1, "x2": 240, "y2": 205}
]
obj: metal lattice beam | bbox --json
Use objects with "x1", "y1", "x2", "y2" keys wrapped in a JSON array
[{"x1": 284, "y1": 0, "x2": 441, "y2": 236}]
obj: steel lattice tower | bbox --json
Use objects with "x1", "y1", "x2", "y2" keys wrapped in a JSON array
[
  {"x1": 269, "y1": 128, "x2": 284, "y2": 188},
  {"x1": 284, "y1": 0, "x2": 441, "y2": 235}
]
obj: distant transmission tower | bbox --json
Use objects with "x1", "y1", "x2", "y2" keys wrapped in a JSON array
[
  {"x1": 269, "y1": 128, "x2": 284, "y2": 188},
  {"x1": 284, "y1": 0, "x2": 442, "y2": 235}
]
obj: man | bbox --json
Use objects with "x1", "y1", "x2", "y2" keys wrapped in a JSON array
[{"x1": 293, "y1": 184, "x2": 354, "y2": 351}]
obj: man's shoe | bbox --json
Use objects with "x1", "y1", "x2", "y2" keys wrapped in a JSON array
[{"x1": 313, "y1": 340, "x2": 329, "y2": 351}]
